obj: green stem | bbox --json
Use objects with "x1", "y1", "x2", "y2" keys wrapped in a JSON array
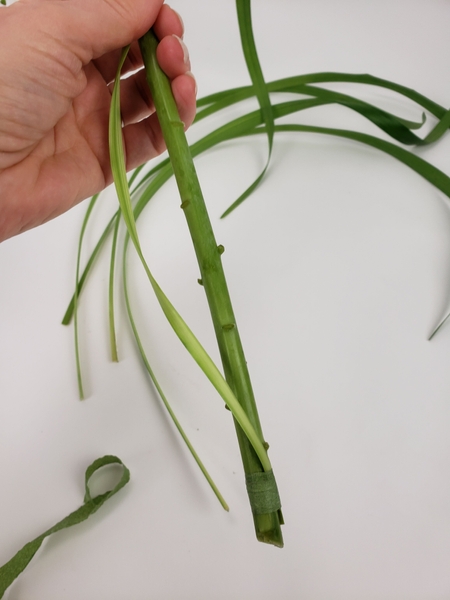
[{"x1": 139, "y1": 30, "x2": 283, "y2": 546}]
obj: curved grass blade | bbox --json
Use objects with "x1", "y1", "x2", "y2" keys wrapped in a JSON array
[
  {"x1": 122, "y1": 237, "x2": 229, "y2": 511},
  {"x1": 107, "y1": 166, "x2": 145, "y2": 363},
  {"x1": 296, "y1": 85, "x2": 426, "y2": 145},
  {"x1": 197, "y1": 72, "x2": 450, "y2": 148},
  {"x1": 198, "y1": 72, "x2": 447, "y2": 120},
  {"x1": 428, "y1": 313, "x2": 450, "y2": 340},
  {"x1": 108, "y1": 53, "x2": 237, "y2": 502},
  {"x1": 62, "y1": 165, "x2": 174, "y2": 327},
  {"x1": 424, "y1": 108, "x2": 450, "y2": 144},
  {"x1": 110, "y1": 47, "x2": 271, "y2": 472},
  {"x1": 0, "y1": 456, "x2": 130, "y2": 599},
  {"x1": 108, "y1": 210, "x2": 121, "y2": 362},
  {"x1": 231, "y1": 0, "x2": 275, "y2": 214},
  {"x1": 196, "y1": 81, "x2": 426, "y2": 133},
  {"x1": 293, "y1": 72, "x2": 447, "y2": 118},
  {"x1": 267, "y1": 123, "x2": 450, "y2": 200}
]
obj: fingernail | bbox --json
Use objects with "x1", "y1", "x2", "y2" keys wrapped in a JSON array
[
  {"x1": 185, "y1": 71, "x2": 197, "y2": 96},
  {"x1": 173, "y1": 34, "x2": 189, "y2": 66}
]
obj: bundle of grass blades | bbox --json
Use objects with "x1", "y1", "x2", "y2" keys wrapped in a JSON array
[{"x1": 63, "y1": 0, "x2": 450, "y2": 551}]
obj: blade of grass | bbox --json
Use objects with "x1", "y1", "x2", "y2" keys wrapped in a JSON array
[
  {"x1": 73, "y1": 193, "x2": 100, "y2": 399},
  {"x1": 226, "y1": 0, "x2": 275, "y2": 215},
  {"x1": 108, "y1": 209, "x2": 121, "y2": 362},
  {"x1": 428, "y1": 314, "x2": 450, "y2": 340},
  {"x1": 267, "y1": 123, "x2": 450, "y2": 199},
  {"x1": 198, "y1": 72, "x2": 447, "y2": 120},
  {"x1": 122, "y1": 235, "x2": 229, "y2": 511},
  {"x1": 62, "y1": 209, "x2": 118, "y2": 325},
  {"x1": 196, "y1": 81, "x2": 426, "y2": 133},
  {"x1": 108, "y1": 58, "x2": 231, "y2": 508}
]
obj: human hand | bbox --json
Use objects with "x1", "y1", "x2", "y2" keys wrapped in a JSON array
[{"x1": 0, "y1": 0, "x2": 196, "y2": 242}]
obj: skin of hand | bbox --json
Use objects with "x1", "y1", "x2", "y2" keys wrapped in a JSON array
[{"x1": 0, "y1": 0, "x2": 196, "y2": 242}]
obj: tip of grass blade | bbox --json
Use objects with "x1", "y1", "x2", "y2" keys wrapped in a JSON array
[
  {"x1": 429, "y1": 322, "x2": 447, "y2": 341},
  {"x1": 428, "y1": 310, "x2": 450, "y2": 340}
]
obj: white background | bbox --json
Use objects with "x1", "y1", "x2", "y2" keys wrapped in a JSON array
[{"x1": 2, "y1": 1, "x2": 450, "y2": 598}]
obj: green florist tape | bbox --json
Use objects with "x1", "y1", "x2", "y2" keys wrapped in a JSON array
[
  {"x1": 245, "y1": 470, "x2": 281, "y2": 515},
  {"x1": 0, "y1": 455, "x2": 130, "y2": 598}
]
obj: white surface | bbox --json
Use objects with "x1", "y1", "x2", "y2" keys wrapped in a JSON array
[{"x1": 2, "y1": 1, "x2": 450, "y2": 598}]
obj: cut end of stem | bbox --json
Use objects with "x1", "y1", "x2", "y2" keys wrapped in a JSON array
[{"x1": 254, "y1": 510, "x2": 284, "y2": 548}]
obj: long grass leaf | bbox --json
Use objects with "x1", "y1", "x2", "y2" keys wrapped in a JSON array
[
  {"x1": 198, "y1": 72, "x2": 447, "y2": 118},
  {"x1": 233, "y1": 0, "x2": 274, "y2": 211},
  {"x1": 121, "y1": 237, "x2": 229, "y2": 510},
  {"x1": 109, "y1": 46, "x2": 271, "y2": 472},
  {"x1": 268, "y1": 123, "x2": 450, "y2": 199},
  {"x1": 196, "y1": 82, "x2": 425, "y2": 133},
  {"x1": 108, "y1": 211, "x2": 121, "y2": 362},
  {"x1": 62, "y1": 210, "x2": 118, "y2": 325}
]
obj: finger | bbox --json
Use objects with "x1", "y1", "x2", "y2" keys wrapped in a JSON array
[
  {"x1": 121, "y1": 72, "x2": 197, "y2": 170},
  {"x1": 156, "y1": 33, "x2": 191, "y2": 79},
  {"x1": 171, "y1": 71, "x2": 197, "y2": 129}
]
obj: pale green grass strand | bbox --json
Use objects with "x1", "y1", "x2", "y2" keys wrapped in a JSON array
[
  {"x1": 108, "y1": 211, "x2": 120, "y2": 362},
  {"x1": 122, "y1": 239, "x2": 229, "y2": 511},
  {"x1": 74, "y1": 193, "x2": 100, "y2": 399},
  {"x1": 109, "y1": 48, "x2": 271, "y2": 472}
]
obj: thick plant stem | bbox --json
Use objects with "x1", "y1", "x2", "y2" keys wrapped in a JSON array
[{"x1": 139, "y1": 30, "x2": 283, "y2": 547}]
